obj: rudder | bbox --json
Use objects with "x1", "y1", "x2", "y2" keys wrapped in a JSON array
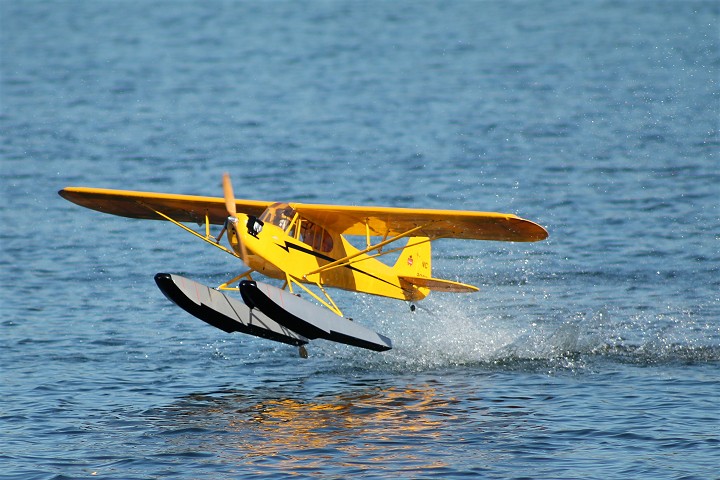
[
  {"x1": 394, "y1": 237, "x2": 478, "y2": 300},
  {"x1": 394, "y1": 236, "x2": 432, "y2": 279}
]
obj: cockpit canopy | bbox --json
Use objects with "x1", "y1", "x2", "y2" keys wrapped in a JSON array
[
  {"x1": 259, "y1": 203, "x2": 334, "y2": 253},
  {"x1": 259, "y1": 203, "x2": 296, "y2": 231}
]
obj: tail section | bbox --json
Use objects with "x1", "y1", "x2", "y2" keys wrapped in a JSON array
[
  {"x1": 395, "y1": 236, "x2": 478, "y2": 301},
  {"x1": 394, "y1": 236, "x2": 432, "y2": 278},
  {"x1": 394, "y1": 237, "x2": 432, "y2": 301}
]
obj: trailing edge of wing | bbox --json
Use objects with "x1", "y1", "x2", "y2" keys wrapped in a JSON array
[
  {"x1": 59, "y1": 187, "x2": 271, "y2": 225},
  {"x1": 291, "y1": 204, "x2": 548, "y2": 242}
]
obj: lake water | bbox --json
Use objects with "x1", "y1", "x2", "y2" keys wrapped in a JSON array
[{"x1": 1, "y1": 1, "x2": 719, "y2": 479}]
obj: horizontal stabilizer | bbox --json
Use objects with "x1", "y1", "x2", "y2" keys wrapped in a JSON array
[{"x1": 399, "y1": 276, "x2": 479, "y2": 293}]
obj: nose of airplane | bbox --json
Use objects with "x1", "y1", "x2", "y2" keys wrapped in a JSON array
[{"x1": 225, "y1": 213, "x2": 251, "y2": 265}]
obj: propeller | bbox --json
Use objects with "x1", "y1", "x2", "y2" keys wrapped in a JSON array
[
  {"x1": 221, "y1": 173, "x2": 249, "y2": 265},
  {"x1": 223, "y1": 172, "x2": 237, "y2": 218}
]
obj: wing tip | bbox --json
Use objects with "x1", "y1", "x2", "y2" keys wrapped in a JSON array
[
  {"x1": 510, "y1": 217, "x2": 549, "y2": 242},
  {"x1": 58, "y1": 186, "x2": 84, "y2": 205}
]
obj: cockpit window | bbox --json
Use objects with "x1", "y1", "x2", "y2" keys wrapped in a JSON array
[
  {"x1": 258, "y1": 203, "x2": 334, "y2": 252},
  {"x1": 300, "y1": 221, "x2": 334, "y2": 253},
  {"x1": 259, "y1": 203, "x2": 296, "y2": 232}
]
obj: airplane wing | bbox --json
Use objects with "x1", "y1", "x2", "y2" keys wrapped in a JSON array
[
  {"x1": 291, "y1": 203, "x2": 548, "y2": 242},
  {"x1": 59, "y1": 187, "x2": 548, "y2": 242},
  {"x1": 59, "y1": 187, "x2": 271, "y2": 225}
]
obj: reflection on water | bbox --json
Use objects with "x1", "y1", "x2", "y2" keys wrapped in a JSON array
[{"x1": 154, "y1": 383, "x2": 478, "y2": 473}]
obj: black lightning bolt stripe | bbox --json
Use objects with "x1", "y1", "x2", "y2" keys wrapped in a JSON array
[{"x1": 275, "y1": 241, "x2": 402, "y2": 290}]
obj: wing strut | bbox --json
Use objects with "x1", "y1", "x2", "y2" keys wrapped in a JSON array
[
  {"x1": 303, "y1": 223, "x2": 430, "y2": 278},
  {"x1": 139, "y1": 202, "x2": 239, "y2": 258},
  {"x1": 323, "y1": 236, "x2": 441, "y2": 275}
]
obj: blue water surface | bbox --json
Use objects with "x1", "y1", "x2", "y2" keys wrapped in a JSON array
[{"x1": 1, "y1": 1, "x2": 719, "y2": 479}]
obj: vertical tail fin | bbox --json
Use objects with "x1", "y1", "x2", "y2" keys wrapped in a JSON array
[
  {"x1": 395, "y1": 237, "x2": 478, "y2": 300},
  {"x1": 394, "y1": 236, "x2": 432, "y2": 278}
]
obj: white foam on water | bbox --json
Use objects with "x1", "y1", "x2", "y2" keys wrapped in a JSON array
[{"x1": 316, "y1": 295, "x2": 720, "y2": 372}]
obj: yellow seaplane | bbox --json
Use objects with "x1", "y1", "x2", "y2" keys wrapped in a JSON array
[{"x1": 59, "y1": 174, "x2": 548, "y2": 356}]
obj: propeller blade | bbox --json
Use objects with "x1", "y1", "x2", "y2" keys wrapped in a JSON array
[
  {"x1": 222, "y1": 172, "x2": 237, "y2": 217},
  {"x1": 238, "y1": 228, "x2": 249, "y2": 265},
  {"x1": 222, "y1": 173, "x2": 250, "y2": 265}
]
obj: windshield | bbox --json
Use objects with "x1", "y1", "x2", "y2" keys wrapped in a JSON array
[
  {"x1": 258, "y1": 203, "x2": 334, "y2": 252},
  {"x1": 259, "y1": 203, "x2": 296, "y2": 232}
]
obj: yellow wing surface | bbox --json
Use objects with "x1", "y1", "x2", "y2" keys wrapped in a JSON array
[
  {"x1": 59, "y1": 187, "x2": 271, "y2": 225},
  {"x1": 59, "y1": 187, "x2": 548, "y2": 242},
  {"x1": 292, "y1": 203, "x2": 547, "y2": 242}
]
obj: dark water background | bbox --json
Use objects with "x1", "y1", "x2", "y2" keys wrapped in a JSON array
[{"x1": 2, "y1": 1, "x2": 719, "y2": 478}]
